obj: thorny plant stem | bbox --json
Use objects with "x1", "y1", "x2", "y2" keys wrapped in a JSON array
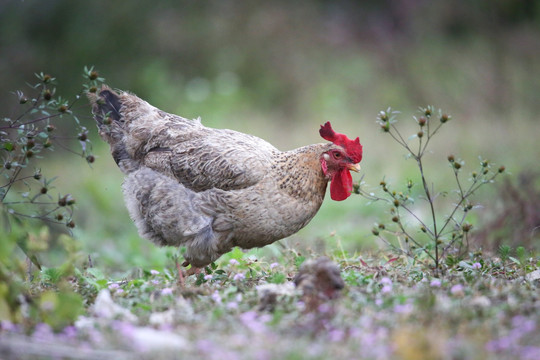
[
  {"x1": 362, "y1": 109, "x2": 504, "y2": 274},
  {"x1": 416, "y1": 155, "x2": 440, "y2": 269}
]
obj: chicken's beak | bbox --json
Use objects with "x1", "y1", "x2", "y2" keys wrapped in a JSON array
[{"x1": 347, "y1": 163, "x2": 361, "y2": 172}]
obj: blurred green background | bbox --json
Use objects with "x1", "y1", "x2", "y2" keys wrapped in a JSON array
[{"x1": 2, "y1": 0, "x2": 539, "y2": 274}]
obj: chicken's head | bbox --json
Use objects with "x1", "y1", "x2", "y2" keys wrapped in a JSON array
[{"x1": 319, "y1": 122, "x2": 363, "y2": 201}]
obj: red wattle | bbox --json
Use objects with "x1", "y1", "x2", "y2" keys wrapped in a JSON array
[{"x1": 330, "y1": 170, "x2": 353, "y2": 201}]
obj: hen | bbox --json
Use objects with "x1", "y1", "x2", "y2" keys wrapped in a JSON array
[{"x1": 89, "y1": 86, "x2": 362, "y2": 269}]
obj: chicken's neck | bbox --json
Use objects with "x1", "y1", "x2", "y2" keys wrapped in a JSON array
[{"x1": 272, "y1": 143, "x2": 333, "y2": 203}]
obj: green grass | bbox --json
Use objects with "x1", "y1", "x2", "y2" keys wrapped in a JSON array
[{"x1": 2, "y1": 248, "x2": 539, "y2": 359}]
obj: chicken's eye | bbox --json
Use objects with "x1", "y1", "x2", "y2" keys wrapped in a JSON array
[{"x1": 332, "y1": 151, "x2": 342, "y2": 159}]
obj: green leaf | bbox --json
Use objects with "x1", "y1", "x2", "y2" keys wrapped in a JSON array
[{"x1": 3, "y1": 142, "x2": 14, "y2": 151}]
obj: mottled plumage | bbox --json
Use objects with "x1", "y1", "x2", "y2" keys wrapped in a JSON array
[{"x1": 89, "y1": 86, "x2": 362, "y2": 268}]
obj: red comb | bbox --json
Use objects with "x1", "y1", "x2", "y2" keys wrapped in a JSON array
[{"x1": 319, "y1": 122, "x2": 362, "y2": 163}]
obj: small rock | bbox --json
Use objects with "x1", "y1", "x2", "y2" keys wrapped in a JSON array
[
  {"x1": 526, "y1": 269, "x2": 540, "y2": 284},
  {"x1": 91, "y1": 289, "x2": 137, "y2": 322}
]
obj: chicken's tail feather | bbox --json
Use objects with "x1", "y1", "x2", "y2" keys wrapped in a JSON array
[
  {"x1": 89, "y1": 85, "x2": 123, "y2": 126},
  {"x1": 89, "y1": 86, "x2": 139, "y2": 173}
]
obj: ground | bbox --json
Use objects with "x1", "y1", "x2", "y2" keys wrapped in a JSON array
[{"x1": 1, "y1": 249, "x2": 539, "y2": 360}]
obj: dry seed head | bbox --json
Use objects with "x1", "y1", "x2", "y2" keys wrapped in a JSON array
[
  {"x1": 391, "y1": 216, "x2": 399, "y2": 223},
  {"x1": 440, "y1": 114, "x2": 449, "y2": 123},
  {"x1": 372, "y1": 228, "x2": 380, "y2": 236},
  {"x1": 418, "y1": 117, "x2": 427, "y2": 126},
  {"x1": 43, "y1": 89, "x2": 52, "y2": 101},
  {"x1": 498, "y1": 166, "x2": 505, "y2": 173},
  {"x1": 88, "y1": 71, "x2": 99, "y2": 80}
]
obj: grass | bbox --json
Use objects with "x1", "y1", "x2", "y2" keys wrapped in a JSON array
[{"x1": 1, "y1": 249, "x2": 539, "y2": 359}]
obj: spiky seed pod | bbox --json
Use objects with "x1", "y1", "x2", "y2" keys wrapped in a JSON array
[
  {"x1": 88, "y1": 71, "x2": 99, "y2": 80},
  {"x1": 43, "y1": 89, "x2": 52, "y2": 101},
  {"x1": 58, "y1": 196, "x2": 67, "y2": 207}
]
